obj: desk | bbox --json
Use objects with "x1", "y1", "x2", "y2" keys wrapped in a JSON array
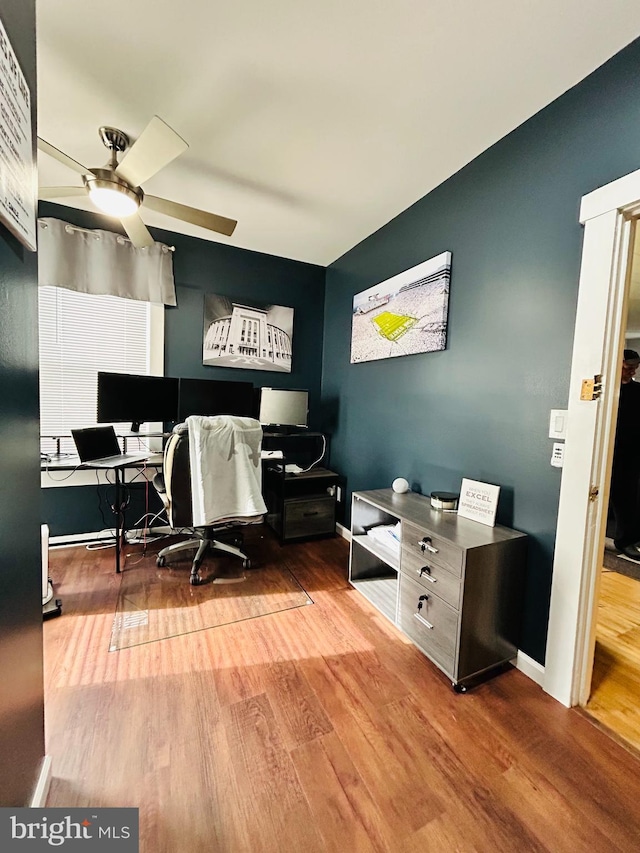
[
  {"x1": 41, "y1": 454, "x2": 163, "y2": 573},
  {"x1": 262, "y1": 430, "x2": 328, "y2": 463}
]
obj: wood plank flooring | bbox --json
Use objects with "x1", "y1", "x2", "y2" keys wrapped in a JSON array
[
  {"x1": 44, "y1": 528, "x2": 640, "y2": 852},
  {"x1": 584, "y1": 567, "x2": 640, "y2": 754}
]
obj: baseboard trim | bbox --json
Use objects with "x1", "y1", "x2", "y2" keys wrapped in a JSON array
[
  {"x1": 50, "y1": 530, "x2": 114, "y2": 548},
  {"x1": 515, "y1": 650, "x2": 545, "y2": 686},
  {"x1": 50, "y1": 525, "x2": 172, "y2": 548},
  {"x1": 55, "y1": 522, "x2": 348, "y2": 548},
  {"x1": 30, "y1": 755, "x2": 52, "y2": 807},
  {"x1": 336, "y1": 522, "x2": 351, "y2": 541}
]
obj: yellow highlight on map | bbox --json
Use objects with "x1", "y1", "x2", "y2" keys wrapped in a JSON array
[{"x1": 372, "y1": 311, "x2": 417, "y2": 341}]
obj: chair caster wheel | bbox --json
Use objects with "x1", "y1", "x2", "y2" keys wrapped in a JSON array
[
  {"x1": 190, "y1": 574, "x2": 202, "y2": 586},
  {"x1": 156, "y1": 556, "x2": 166, "y2": 567},
  {"x1": 243, "y1": 559, "x2": 251, "y2": 570}
]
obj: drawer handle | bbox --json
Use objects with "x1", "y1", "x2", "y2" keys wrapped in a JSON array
[
  {"x1": 414, "y1": 613, "x2": 434, "y2": 630},
  {"x1": 418, "y1": 566, "x2": 437, "y2": 583},
  {"x1": 303, "y1": 510, "x2": 319, "y2": 517},
  {"x1": 419, "y1": 536, "x2": 438, "y2": 554}
]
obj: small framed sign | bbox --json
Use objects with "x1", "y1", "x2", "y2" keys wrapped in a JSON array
[
  {"x1": 457, "y1": 478, "x2": 500, "y2": 527},
  {"x1": 0, "y1": 15, "x2": 36, "y2": 252}
]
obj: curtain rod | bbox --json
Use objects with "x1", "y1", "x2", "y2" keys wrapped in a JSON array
[{"x1": 37, "y1": 219, "x2": 176, "y2": 252}]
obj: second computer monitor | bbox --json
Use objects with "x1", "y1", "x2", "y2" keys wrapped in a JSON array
[
  {"x1": 258, "y1": 388, "x2": 308, "y2": 430},
  {"x1": 97, "y1": 372, "x2": 180, "y2": 432},
  {"x1": 178, "y1": 377, "x2": 254, "y2": 420}
]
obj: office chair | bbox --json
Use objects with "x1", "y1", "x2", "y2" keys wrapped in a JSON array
[{"x1": 153, "y1": 415, "x2": 267, "y2": 585}]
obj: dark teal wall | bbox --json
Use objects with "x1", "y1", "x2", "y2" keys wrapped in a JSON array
[
  {"x1": 39, "y1": 203, "x2": 325, "y2": 536},
  {"x1": 40, "y1": 478, "x2": 163, "y2": 539},
  {"x1": 0, "y1": 0, "x2": 43, "y2": 805},
  {"x1": 322, "y1": 38, "x2": 640, "y2": 665},
  {"x1": 161, "y1": 225, "x2": 326, "y2": 421}
]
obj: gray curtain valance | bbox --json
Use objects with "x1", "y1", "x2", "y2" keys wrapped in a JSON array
[{"x1": 37, "y1": 217, "x2": 177, "y2": 306}]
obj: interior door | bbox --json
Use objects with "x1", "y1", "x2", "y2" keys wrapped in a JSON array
[{"x1": 545, "y1": 193, "x2": 638, "y2": 707}]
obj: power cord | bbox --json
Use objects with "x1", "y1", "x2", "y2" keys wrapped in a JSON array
[{"x1": 296, "y1": 433, "x2": 327, "y2": 473}]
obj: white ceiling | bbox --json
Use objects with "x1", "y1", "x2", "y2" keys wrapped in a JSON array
[{"x1": 36, "y1": 1, "x2": 640, "y2": 266}]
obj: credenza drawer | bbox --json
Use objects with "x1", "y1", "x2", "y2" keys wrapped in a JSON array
[
  {"x1": 399, "y1": 573, "x2": 458, "y2": 676},
  {"x1": 402, "y1": 520, "x2": 463, "y2": 576},
  {"x1": 400, "y1": 548, "x2": 462, "y2": 610}
]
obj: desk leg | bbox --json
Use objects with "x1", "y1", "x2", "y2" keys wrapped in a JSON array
[{"x1": 115, "y1": 467, "x2": 122, "y2": 573}]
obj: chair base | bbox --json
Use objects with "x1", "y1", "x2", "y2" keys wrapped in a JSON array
[{"x1": 156, "y1": 533, "x2": 252, "y2": 585}]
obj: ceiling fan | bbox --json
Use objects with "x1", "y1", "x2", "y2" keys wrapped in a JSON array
[{"x1": 37, "y1": 115, "x2": 237, "y2": 248}]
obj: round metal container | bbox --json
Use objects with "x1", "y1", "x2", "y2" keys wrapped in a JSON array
[{"x1": 430, "y1": 491, "x2": 459, "y2": 511}]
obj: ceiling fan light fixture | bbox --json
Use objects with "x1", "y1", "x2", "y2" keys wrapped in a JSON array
[
  {"x1": 39, "y1": 117, "x2": 238, "y2": 240},
  {"x1": 89, "y1": 186, "x2": 138, "y2": 217},
  {"x1": 84, "y1": 174, "x2": 142, "y2": 217}
]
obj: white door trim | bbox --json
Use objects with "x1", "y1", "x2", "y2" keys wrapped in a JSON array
[{"x1": 544, "y1": 169, "x2": 640, "y2": 707}]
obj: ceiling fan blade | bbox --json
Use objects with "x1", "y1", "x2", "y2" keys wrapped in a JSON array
[
  {"x1": 37, "y1": 138, "x2": 90, "y2": 176},
  {"x1": 120, "y1": 212, "x2": 155, "y2": 249},
  {"x1": 38, "y1": 186, "x2": 86, "y2": 200},
  {"x1": 143, "y1": 195, "x2": 237, "y2": 237},
  {"x1": 115, "y1": 116, "x2": 188, "y2": 187}
]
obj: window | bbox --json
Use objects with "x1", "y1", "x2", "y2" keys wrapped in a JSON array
[{"x1": 38, "y1": 286, "x2": 164, "y2": 454}]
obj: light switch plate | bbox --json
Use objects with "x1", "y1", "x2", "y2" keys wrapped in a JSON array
[{"x1": 549, "y1": 409, "x2": 568, "y2": 439}]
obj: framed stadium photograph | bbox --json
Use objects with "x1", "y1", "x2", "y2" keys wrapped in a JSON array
[
  {"x1": 203, "y1": 293, "x2": 294, "y2": 372},
  {"x1": 350, "y1": 251, "x2": 451, "y2": 364}
]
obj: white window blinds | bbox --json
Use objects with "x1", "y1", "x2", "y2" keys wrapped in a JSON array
[{"x1": 39, "y1": 286, "x2": 152, "y2": 454}]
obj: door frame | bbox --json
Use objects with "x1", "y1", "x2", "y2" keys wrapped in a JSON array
[{"x1": 544, "y1": 168, "x2": 640, "y2": 707}]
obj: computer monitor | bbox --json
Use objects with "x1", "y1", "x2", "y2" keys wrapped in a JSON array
[
  {"x1": 177, "y1": 377, "x2": 254, "y2": 420},
  {"x1": 258, "y1": 388, "x2": 308, "y2": 430},
  {"x1": 97, "y1": 372, "x2": 180, "y2": 432}
]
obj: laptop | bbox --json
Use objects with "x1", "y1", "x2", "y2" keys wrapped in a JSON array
[{"x1": 71, "y1": 426, "x2": 151, "y2": 468}]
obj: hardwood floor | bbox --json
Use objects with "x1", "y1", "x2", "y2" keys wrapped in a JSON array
[
  {"x1": 44, "y1": 528, "x2": 640, "y2": 852},
  {"x1": 584, "y1": 567, "x2": 640, "y2": 754}
]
